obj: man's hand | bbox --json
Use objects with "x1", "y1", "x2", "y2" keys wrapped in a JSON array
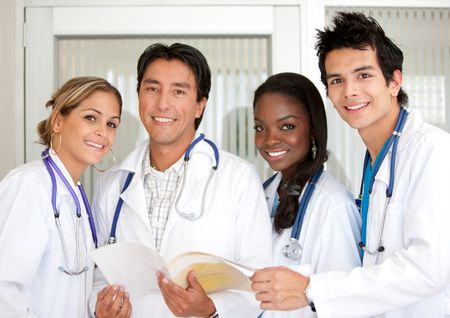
[
  {"x1": 251, "y1": 266, "x2": 309, "y2": 311},
  {"x1": 157, "y1": 270, "x2": 216, "y2": 317},
  {"x1": 95, "y1": 285, "x2": 132, "y2": 318}
]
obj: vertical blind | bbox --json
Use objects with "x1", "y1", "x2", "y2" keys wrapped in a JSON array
[
  {"x1": 325, "y1": 7, "x2": 450, "y2": 194},
  {"x1": 58, "y1": 37, "x2": 270, "y2": 196}
]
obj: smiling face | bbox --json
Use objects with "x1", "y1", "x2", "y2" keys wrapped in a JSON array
[
  {"x1": 254, "y1": 92, "x2": 311, "y2": 179},
  {"x1": 324, "y1": 47, "x2": 402, "y2": 141},
  {"x1": 138, "y1": 58, "x2": 206, "y2": 155},
  {"x1": 52, "y1": 90, "x2": 121, "y2": 181}
]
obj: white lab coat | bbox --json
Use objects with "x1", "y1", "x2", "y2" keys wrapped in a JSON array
[
  {"x1": 310, "y1": 110, "x2": 450, "y2": 317},
  {"x1": 262, "y1": 171, "x2": 361, "y2": 318},
  {"x1": 90, "y1": 139, "x2": 272, "y2": 317},
  {"x1": 0, "y1": 151, "x2": 94, "y2": 318}
]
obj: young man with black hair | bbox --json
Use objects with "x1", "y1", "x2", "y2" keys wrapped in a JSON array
[
  {"x1": 252, "y1": 12, "x2": 450, "y2": 318},
  {"x1": 92, "y1": 43, "x2": 272, "y2": 318}
]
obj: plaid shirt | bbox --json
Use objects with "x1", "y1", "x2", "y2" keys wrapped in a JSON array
[{"x1": 142, "y1": 146, "x2": 184, "y2": 251}]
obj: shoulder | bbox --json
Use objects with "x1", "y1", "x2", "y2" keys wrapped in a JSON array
[
  {"x1": 216, "y1": 150, "x2": 263, "y2": 184},
  {"x1": 310, "y1": 171, "x2": 360, "y2": 233},
  {"x1": 1, "y1": 159, "x2": 48, "y2": 189},
  {"x1": 402, "y1": 110, "x2": 450, "y2": 152},
  {"x1": 0, "y1": 160, "x2": 50, "y2": 216},
  {"x1": 97, "y1": 141, "x2": 147, "y2": 189},
  {"x1": 315, "y1": 171, "x2": 355, "y2": 204},
  {"x1": 217, "y1": 149, "x2": 257, "y2": 172}
]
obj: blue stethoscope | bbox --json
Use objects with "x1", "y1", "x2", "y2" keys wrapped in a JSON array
[
  {"x1": 263, "y1": 166, "x2": 323, "y2": 260},
  {"x1": 108, "y1": 134, "x2": 219, "y2": 244},
  {"x1": 42, "y1": 148, "x2": 98, "y2": 276},
  {"x1": 356, "y1": 107, "x2": 408, "y2": 255}
]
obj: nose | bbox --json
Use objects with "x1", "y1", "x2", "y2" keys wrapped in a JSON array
[
  {"x1": 265, "y1": 129, "x2": 281, "y2": 146},
  {"x1": 343, "y1": 80, "x2": 358, "y2": 98},
  {"x1": 156, "y1": 91, "x2": 170, "y2": 111},
  {"x1": 95, "y1": 124, "x2": 107, "y2": 137}
]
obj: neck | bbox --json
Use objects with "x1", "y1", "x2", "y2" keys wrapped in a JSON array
[
  {"x1": 149, "y1": 137, "x2": 195, "y2": 172},
  {"x1": 56, "y1": 154, "x2": 84, "y2": 184},
  {"x1": 359, "y1": 105, "x2": 401, "y2": 162}
]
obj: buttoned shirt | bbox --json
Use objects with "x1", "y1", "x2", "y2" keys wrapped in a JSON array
[{"x1": 142, "y1": 147, "x2": 184, "y2": 251}]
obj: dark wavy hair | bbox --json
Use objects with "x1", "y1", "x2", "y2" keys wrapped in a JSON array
[
  {"x1": 315, "y1": 11, "x2": 408, "y2": 106},
  {"x1": 136, "y1": 42, "x2": 211, "y2": 130},
  {"x1": 253, "y1": 72, "x2": 328, "y2": 233}
]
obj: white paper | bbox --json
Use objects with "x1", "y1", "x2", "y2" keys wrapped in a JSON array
[
  {"x1": 91, "y1": 242, "x2": 258, "y2": 300},
  {"x1": 90, "y1": 242, "x2": 170, "y2": 299}
]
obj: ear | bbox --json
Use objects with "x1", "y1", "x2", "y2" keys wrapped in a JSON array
[
  {"x1": 389, "y1": 69, "x2": 403, "y2": 98},
  {"x1": 51, "y1": 112, "x2": 64, "y2": 133},
  {"x1": 195, "y1": 97, "x2": 207, "y2": 119}
]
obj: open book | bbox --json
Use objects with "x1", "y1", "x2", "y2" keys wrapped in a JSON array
[{"x1": 91, "y1": 242, "x2": 255, "y2": 299}]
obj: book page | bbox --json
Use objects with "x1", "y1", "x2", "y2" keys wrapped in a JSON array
[
  {"x1": 91, "y1": 243, "x2": 257, "y2": 298},
  {"x1": 91, "y1": 242, "x2": 170, "y2": 299},
  {"x1": 167, "y1": 251, "x2": 256, "y2": 294}
]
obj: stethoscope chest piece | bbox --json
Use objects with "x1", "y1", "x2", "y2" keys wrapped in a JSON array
[{"x1": 283, "y1": 238, "x2": 302, "y2": 260}]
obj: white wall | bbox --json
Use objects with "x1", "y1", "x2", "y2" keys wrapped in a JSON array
[{"x1": 0, "y1": 0, "x2": 19, "y2": 179}]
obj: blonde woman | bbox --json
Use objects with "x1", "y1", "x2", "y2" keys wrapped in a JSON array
[{"x1": 0, "y1": 77, "x2": 130, "y2": 317}]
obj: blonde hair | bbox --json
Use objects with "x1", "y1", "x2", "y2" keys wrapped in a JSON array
[{"x1": 37, "y1": 76, "x2": 122, "y2": 147}]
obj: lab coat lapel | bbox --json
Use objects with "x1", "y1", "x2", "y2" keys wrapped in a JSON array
[
  {"x1": 113, "y1": 140, "x2": 151, "y2": 230},
  {"x1": 119, "y1": 172, "x2": 149, "y2": 229}
]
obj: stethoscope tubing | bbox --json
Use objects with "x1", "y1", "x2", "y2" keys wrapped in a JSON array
[
  {"x1": 264, "y1": 166, "x2": 324, "y2": 260},
  {"x1": 108, "y1": 171, "x2": 135, "y2": 244},
  {"x1": 358, "y1": 107, "x2": 408, "y2": 199},
  {"x1": 290, "y1": 167, "x2": 323, "y2": 240},
  {"x1": 42, "y1": 148, "x2": 97, "y2": 275},
  {"x1": 108, "y1": 134, "x2": 219, "y2": 244},
  {"x1": 358, "y1": 107, "x2": 409, "y2": 253}
]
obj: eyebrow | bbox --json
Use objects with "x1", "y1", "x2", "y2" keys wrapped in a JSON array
[
  {"x1": 276, "y1": 115, "x2": 301, "y2": 121},
  {"x1": 83, "y1": 108, "x2": 120, "y2": 121},
  {"x1": 142, "y1": 78, "x2": 159, "y2": 85},
  {"x1": 326, "y1": 65, "x2": 375, "y2": 80},
  {"x1": 83, "y1": 108, "x2": 101, "y2": 114},
  {"x1": 254, "y1": 114, "x2": 300, "y2": 123},
  {"x1": 354, "y1": 65, "x2": 375, "y2": 73},
  {"x1": 142, "y1": 78, "x2": 191, "y2": 89}
]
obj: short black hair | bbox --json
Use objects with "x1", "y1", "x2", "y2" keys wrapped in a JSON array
[
  {"x1": 136, "y1": 43, "x2": 211, "y2": 129},
  {"x1": 315, "y1": 11, "x2": 408, "y2": 106},
  {"x1": 253, "y1": 72, "x2": 327, "y2": 233}
]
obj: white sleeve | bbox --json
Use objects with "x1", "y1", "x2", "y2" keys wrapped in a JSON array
[
  {"x1": 0, "y1": 174, "x2": 47, "y2": 318},
  {"x1": 310, "y1": 138, "x2": 450, "y2": 318}
]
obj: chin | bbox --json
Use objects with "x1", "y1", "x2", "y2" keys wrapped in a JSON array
[
  {"x1": 86, "y1": 154, "x2": 105, "y2": 166},
  {"x1": 267, "y1": 162, "x2": 285, "y2": 172}
]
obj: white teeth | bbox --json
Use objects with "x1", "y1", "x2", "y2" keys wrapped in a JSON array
[
  {"x1": 154, "y1": 117, "x2": 174, "y2": 123},
  {"x1": 85, "y1": 141, "x2": 104, "y2": 149},
  {"x1": 268, "y1": 150, "x2": 287, "y2": 157},
  {"x1": 346, "y1": 103, "x2": 367, "y2": 110}
]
